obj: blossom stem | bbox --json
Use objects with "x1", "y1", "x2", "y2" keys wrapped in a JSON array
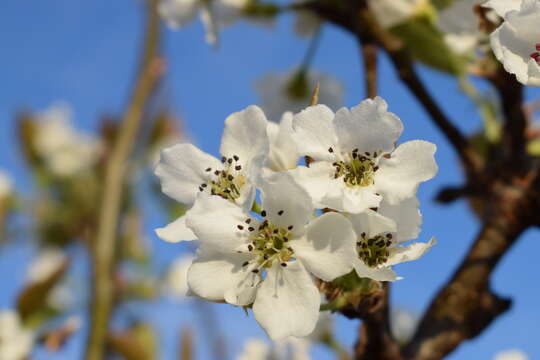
[{"x1": 84, "y1": 1, "x2": 162, "y2": 359}]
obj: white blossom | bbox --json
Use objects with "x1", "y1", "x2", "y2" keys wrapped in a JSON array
[
  {"x1": 0, "y1": 311, "x2": 34, "y2": 360},
  {"x1": 488, "y1": 0, "x2": 540, "y2": 86},
  {"x1": 256, "y1": 71, "x2": 343, "y2": 123},
  {"x1": 265, "y1": 112, "x2": 300, "y2": 173},
  {"x1": 186, "y1": 172, "x2": 357, "y2": 340},
  {"x1": 290, "y1": 97, "x2": 438, "y2": 214},
  {"x1": 159, "y1": 0, "x2": 248, "y2": 44},
  {"x1": 0, "y1": 170, "x2": 13, "y2": 199},
  {"x1": 164, "y1": 254, "x2": 194, "y2": 299},
  {"x1": 154, "y1": 106, "x2": 270, "y2": 243},
  {"x1": 34, "y1": 103, "x2": 101, "y2": 177},
  {"x1": 483, "y1": 0, "x2": 522, "y2": 17},
  {"x1": 368, "y1": 0, "x2": 428, "y2": 29},
  {"x1": 26, "y1": 248, "x2": 66, "y2": 285},
  {"x1": 494, "y1": 349, "x2": 528, "y2": 360},
  {"x1": 347, "y1": 197, "x2": 436, "y2": 281},
  {"x1": 438, "y1": 0, "x2": 485, "y2": 54},
  {"x1": 390, "y1": 308, "x2": 419, "y2": 343}
]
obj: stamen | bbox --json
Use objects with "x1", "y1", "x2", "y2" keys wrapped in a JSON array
[{"x1": 357, "y1": 232, "x2": 393, "y2": 268}]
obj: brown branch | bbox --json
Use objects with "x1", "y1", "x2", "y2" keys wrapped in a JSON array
[
  {"x1": 84, "y1": 1, "x2": 161, "y2": 359},
  {"x1": 489, "y1": 67, "x2": 528, "y2": 167},
  {"x1": 354, "y1": 284, "x2": 402, "y2": 360},
  {"x1": 358, "y1": 37, "x2": 378, "y2": 99}
]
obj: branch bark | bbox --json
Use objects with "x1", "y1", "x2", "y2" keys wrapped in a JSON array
[
  {"x1": 84, "y1": 1, "x2": 161, "y2": 359},
  {"x1": 358, "y1": 37, "x2": 378, "y2": 99}
]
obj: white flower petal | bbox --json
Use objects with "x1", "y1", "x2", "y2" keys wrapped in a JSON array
[
  {"x1": 293, "y1": 212, "x2": 357, "y2": 281},
  {"x1": 187, "y1": 247, "x2": 254, "y2": 302},
  {"x1": 253, "y1": 262, "x2": 320, "y2": 340},
  {"x1": 158, "y1": 0, "x2": 200, "y2": 28},
  {"x1": 292, "y1": 104, "x2": 339, "y2": 161},
  {"x1": 220, "y1": 105, "x2": 270, "y2": 180},
  {"x1": 378, "y1": 197, "x2": 422, "y2": 242},
  {"x1": 186, "y1": 194, "x2": 248, "y2": 253},
  {"x1": 287, "y1": 162, "x2": 334, "y2": 208},
  {"x1": 348, "y1": 209, "x2": 397, "y2": 239},
  {"x1": 155, "y1": 143, "x2": 222, "y2": 205},
  {"x1": 259, "y1": 172, "x2": 313, "y2": 235},
  {"x1": 266, "y1": 112, "x2": 300, "y2": 172},
  {"x1": 321, "y1": 180, "x2": 381, "y2": 214},
  {"x1": 375, "y1": 140, "x2": 438, "y2": 204},
  {"x1": 353, "y1": 260, "x2": 400, "y2": 282},
  {"x1": 386, "y1": 237, "x2": 436, "y2": 266},
  {"x1": 155, "y1": 215, "x2": 197, "y2": 243},
  {"x1": 483, "y1": 0, "x2": 522, "y2": 17},
  {"x1": 334, "y1": 97, "x2": 403, "y2": 154}
]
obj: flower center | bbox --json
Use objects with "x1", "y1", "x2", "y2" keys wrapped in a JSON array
[
  {"x1": 330, "y1": 148, "x2": 379, "y2": 188},
  {"x1": 356, "y1": 232, "x2": 393, "y2": 268},
  {"x1": 237, "y1": 210, "x2": 296, "y2": 272},
  {"x1": 529, "y1": 43, "x2": 540, "y2": 62},
  {"x1": 200, "y1": 155, "x2": 246, "y2": 201}
]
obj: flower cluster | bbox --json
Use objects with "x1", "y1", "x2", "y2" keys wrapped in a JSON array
[
  {"x1": 155, "y1": 97, "x2": 437, "y2": 339},
  {"x1": 485, "y1": 0, "x2": 540, "y2": 86}
]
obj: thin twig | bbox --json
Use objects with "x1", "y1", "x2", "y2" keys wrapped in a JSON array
[
  {"x1": 84, "y1": 1, "x2": 161, "y2": 359},
  {"x1": 358, "y1": 37, "x2": 378, "y2": 99}
]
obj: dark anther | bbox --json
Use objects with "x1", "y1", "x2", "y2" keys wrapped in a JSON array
[
  {"x1": 278, "y1": 210, "x2": 284, "y2": 216},
  {"x1": 373, "y1": 166, "x2": 379, "y2": 172},
  {"x1": 233, "y1": 155, "x2": 239, "y2": 161},
  {"x1": 248, "y1": 245, "x2": 253, "y2": 251},
  {"x1": 353, "y1": 148, "x2": 358, "y2": 153},
  {"x1": 252, "y1": 269, "x2": 259, "y2": 273},
  {"x1": 328, "y1": 147, "x2": 334, "y2": 153},
  {"x1": 365, "y1": 152, "x2": 370, "y2": 156},
  {"x1": 205, "y1": 167, "x2": 212, "y2": 172},
  {"x1": 281, "y1": 263, "x2": 287, "y2": 267},
  {"x1": 235, "y1": 165, "x2": 242, "y2": 171},
  {"x1": 273, "y1": 229, "x2": 279, "y2": 234},
  {"x1": 245, "y1": 218, "x2": 251, "y2": 224},
  {"x1": 227, "y1": 175, "x2": 234, "y2": 181},
  {"x1": 361, "y1": 232, "x2": 366, "y2": 238},
  {"x1": 283, "y1": 237, "x2": 288, "y2": 242},
  {"x1": 242, "y1": 261, "x2": 249, "y2": 267},
  {"x1": 237, "y1": 225, "x2": 244, "y2": 230},
  {"x1": 287, "y1": 225, "x2": 293, "y2": 230},
  {"x1": 261, "y1": 210, "x2": 267, "y2": 217},
  {"x1": 227, "y1": 158, "x2": 233, "y2": 164},
  {"x1": 221, "y1": 156, "x2": 226, "y2": 163},
  {"x1": 248, "y1": 227, "x2": 254, "y2": 232},
  {"x1": 198, "y1": 187, "x2": 203, "y2": 192},
  {"x1": 386, "y1": 234, "x2": 393, "y2": 239},
  {"x1": 214, "y1": 170, "x2": 220, "y2": 175}
]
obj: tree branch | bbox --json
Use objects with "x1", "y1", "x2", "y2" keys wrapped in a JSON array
[
  {"x1": 358, "y1": 37, "x2": 378, "y2": 99},
  {"x1": 84, "y1": 1, "x2": 161, "y2": 359}
]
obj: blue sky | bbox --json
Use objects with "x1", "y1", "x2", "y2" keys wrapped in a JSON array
[{"x1": 0, "y1": 0, "x2": 538, "y2": 359}]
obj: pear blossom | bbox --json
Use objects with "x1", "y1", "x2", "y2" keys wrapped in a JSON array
[
  {"x1": 26, "y1": 248, "x2": 66, "y2": 285},
  {"x1": 368, "y1": 0, "x2": 428, "y2": 29},
  {"x1": 347, "y1": 197, "x2": 436, "y2": 281},
  {"x1": 34, "y1": 104, "x2": 101, "y2": 177},
  {"x1": 483, "y1": 0, "x2": 522, "y2": 17},
  {"x1": 256, "y1": 71, "x2": 343, "y2": 123},
  {"x1": 0, "y1": 170, "x2": 13, "y2": 199},
  {"x1": 390, "y1": 308, "x2": 419, "y2": 344},
  {"x1": 488, "y1": 0, "x2": 540, "y2": 86},
  {"x1": 186, "y1": 172, "x2": 357, "y2": 340},
  {"x1": 265, "y1": 112, "x2": 300, "y2": 173},
  {"x1": 164, "y1": 254, "x2": 194, "y2": 299},
  {"x1": 438, "y1": 0, "x2": 485, "y2": 54},
  {"x1": 0, "y1": 310, "x2": 34, "y2": 360},
  {"x1": 493, "y1": 350, "x2": 528, "y2": 360},
  {"x1": 154, "y1": 106, "x2": 270, "y2": 243},
  {"x1": 290, "y1": 97, "x2": 438, "y2": 214},
  {"x1": 159, "y1": 0, "x2": 248, "y2": 44}
]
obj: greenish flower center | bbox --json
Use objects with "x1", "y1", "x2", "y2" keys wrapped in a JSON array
[
  {"x1": 356, "y1": 231, "x2": 393, "y2": 268},
  {"x1": 199, "y1": 155, "x2": 246, "y2": 202},
  {"x1": 331, "y1": 148, "x2": 380, "y2": 188},
  {"x1": 237, "y1": 211, "x2": 296, "y2": 271}
]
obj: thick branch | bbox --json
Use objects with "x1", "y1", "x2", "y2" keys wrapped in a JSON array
[
  {"x1": 84, "y1": 1, "x2": 161, "y2": 359},
  {"x1": 490, "y1": 67, "x2": 528, "y2": 167},
  {"x1": 404, "y1": 188, "x2": 530, "y2": 359}
]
